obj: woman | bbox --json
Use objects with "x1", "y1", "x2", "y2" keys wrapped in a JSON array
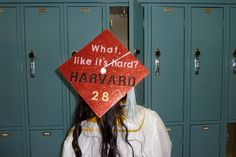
[{"x1": 62, "y1": 89, "x2": 172, "y2": 157}]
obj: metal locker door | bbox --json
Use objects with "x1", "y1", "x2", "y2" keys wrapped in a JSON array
[
  {"x1": 190, "y1": 7, "x2": 223, "y2": 121},
  {"x1": 24, "y1": 6, "x2": 64, "y2": 126},
  {"x1": 30, "y1": 130, "x2": 64, "y2": 157},
  {"x1": 67, "y1": 5, "x2": 103, "y2": 121},
  {"x1": 166, "y1": 125, "x2": 183, "y2": 157},
  {"x1": 67, "y1": 6, "x2": 103, "y2": 53},
  {"x1": 0, "y1": 130, "x2": 24, "y2": 157},
  {"x1": 228, "y1": 7, "x2": 236, "y2": 121},
  {"x1": 190, "y1": 124, "x2": 220, "y2": 157},
  {"x1": 0, "y1": 6, "x2": 23, "y2": 127},
  {"x1": 151, "y1": 6, "x2": 185, "y2": 122}
]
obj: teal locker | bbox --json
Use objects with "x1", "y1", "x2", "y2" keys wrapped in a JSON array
[
  {"x1": 190, "y1": 7, "x2": 223, "y2": 121},
  {"x1": 133, "y1": 2, "x2": 144, "y2": 105},
  {"x1": 0, "y1": 130, "x2": 24, "y2": 157},
  {"x1": 30, "y1": 130, "x2": 64, "y2": 157},
  {"x1": 151, "y1": 6, "x2": 185, "y2": 122},
  {"x1": 0, "y1": 7, "x2": 22, "y2": 127},
  {"x1": 190, "y1": 124, "x2": 220, "y2": 157},
  {"x1": 67, "y1": 6, "x2": 103, "y2": 53},
  {"x1": 228, "y1": 7, "x2": 236, "y2": 121},
  {"x1": 67, "y1": 5, "x2": 103, "y2": 121},
  {"x1": 24, "y1": 6, "x2": 64, "y2": 126},
  {"x1": 166, "y1": 125, "x2": 183, "y2": 157}
]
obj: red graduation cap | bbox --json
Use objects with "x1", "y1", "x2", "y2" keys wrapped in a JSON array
[{"x1": 58, "y1": 29, "x2": 149, "y2": 117}]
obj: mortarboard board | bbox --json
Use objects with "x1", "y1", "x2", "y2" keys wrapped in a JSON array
[{"x1": 58, "y1": 29, "x2": 149, "y2": 118}]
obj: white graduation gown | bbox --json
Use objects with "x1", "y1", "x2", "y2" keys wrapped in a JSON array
[{"x1": 62, "y1": 105, "x2": 172, "y2": 157}]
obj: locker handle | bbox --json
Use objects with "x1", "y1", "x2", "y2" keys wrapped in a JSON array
[
  {"x1": 166, "y1": 128, "x2": 172, "y2": 132},
  {"x1": 71, "y1": 51, "x2": 77, "y2": 57},
  {"x1": 194, "y1": 48, "x2": 201, "y2": 75},
  {"x1": 110, "y1": 18, "x2": 113, "y2": 29},
  {"x1": 1, "y1": 132, "x2": 9, "y2": 137},
  {"x1": 0, "y1": 8, "x2": 4, "y2": 14},
  {"x1": 28, "y1": 50, "x2": 36, "y2": 78},
  {"x1": 154, "y1": 48, "x2": 161, "y2": 76},
  {"x1": 42, "y1": 131, "x2": 51, "y2": 136},
  {"x1": 202, "y1": 126, "x2": 211, "y2": 131},
  {"x1": 134, "y1": 49, "x2": 140, "y2": 57},
  {"x1": 233, "y1": 49, "x2": 236, "y2": 57},
  {"x1": 232, "y1": 49, "x2": 236, "y2": 74}
]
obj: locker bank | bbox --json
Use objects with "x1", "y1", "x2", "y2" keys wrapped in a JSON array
[{"x1": 0, "y1": 0, "x2": 236, "y2": 157}]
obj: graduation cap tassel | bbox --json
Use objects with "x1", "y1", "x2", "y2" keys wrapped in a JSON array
[{"x1": 126, "y1": 88, "x2": 137, "y2": 118}]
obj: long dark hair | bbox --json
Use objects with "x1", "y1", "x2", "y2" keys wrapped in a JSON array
[{"x1": 72, "y1": 96, "x2": 134, "y2": 157}]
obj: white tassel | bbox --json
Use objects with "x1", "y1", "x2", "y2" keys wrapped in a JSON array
[{"x1": 126, "y1": 88, "x2": 137, "y2": 118}]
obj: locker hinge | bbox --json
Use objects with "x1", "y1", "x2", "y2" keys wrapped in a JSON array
[
  {"x1": 181, "y1": 137, "x2": 184, "y2": 144},
  {"x1": 184, "y1": 19, "x2": 186, "y2": 29},
  {"x1": 142, "y1": 10, "x2": 145, "y2": 29},
  {"x1": 20, "y1": 141, "x2": 24, "y2": 150},
  {"x1": 141, "y1": 8, "x2": 145, "y2": 29},
  {"x1": 218, "y1": 136, "x2": 223, "y2": 143},
  {"x1": 143, "y1": 19, "x2": 145, "y2": 29}
]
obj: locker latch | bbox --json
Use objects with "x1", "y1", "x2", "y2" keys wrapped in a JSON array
[
  {"x1": 232, "y1": 49, "x2": 236, "y2": 74},
  {"x1": 28, "y1": 50, "x2": 36, "y2": 78},
  {"x1": 0, "y1": 132, "x2": 9, "y2": 137},
  {"x1": 194, "y1": 48, "x2": 201, "y2": 75},
  {"x1": 71, "y1": 51, "x2": 77, "y2": 56},
  {"x1": 154, "y1": 48, "x2": 161, "y2": 76},
  {"x1": 134, "y1": 49, "x2": 140, "y2": 57}
]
